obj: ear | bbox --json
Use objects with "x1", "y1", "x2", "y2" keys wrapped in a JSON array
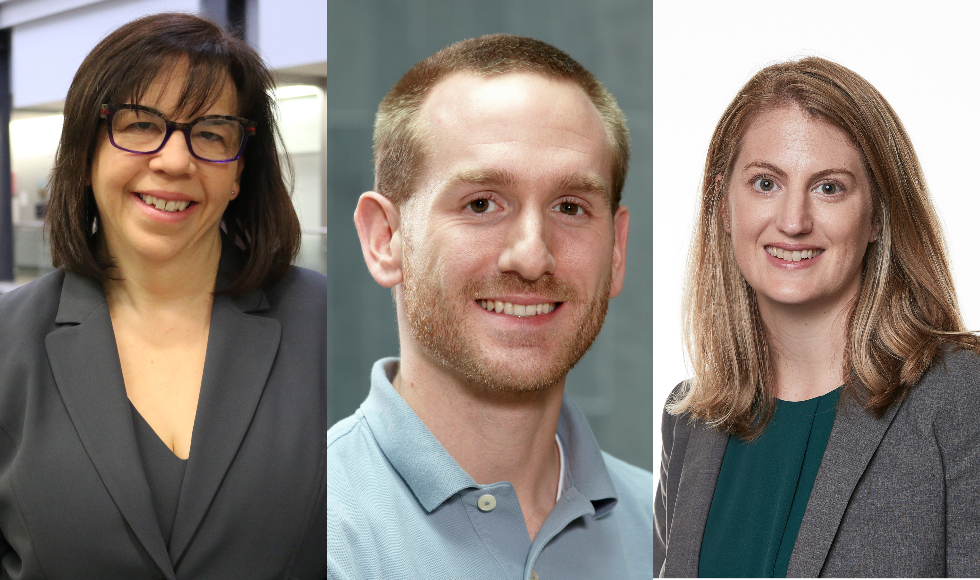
[
  {"x1": 231, "y1": 158, "x2": 244, "y2": 198},
  {"x1": 608, "y1": 205, "x2": 630, "y2": 299},
  {"x1": 354, "y1": 191, "x2": 403, "y2": 288}
]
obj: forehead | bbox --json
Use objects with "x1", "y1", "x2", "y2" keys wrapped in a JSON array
[
  {"x1": 736, "y1": 105, "x2": 863, "y2": 174},
  {"x1": 127, "y1": 59, "x2": 238, "y2": 118},
  {"x1": 414, "y1": 71, "x2": 612, "y2": 195}
]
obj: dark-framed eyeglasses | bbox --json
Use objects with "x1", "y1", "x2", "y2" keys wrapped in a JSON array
[{"x1": 99, "y1": 104, "x2": 256, "y2": 163}]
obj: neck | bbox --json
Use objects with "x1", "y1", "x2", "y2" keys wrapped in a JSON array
[
  {"x1": 758, "y1": 294, "x2": 854, "y2": 401},
  {"x1": 101, "y1": 234, "x2": 222, "y2": 309},
  {"x1": 394, "y1": 339, "x2": 564, "y2": 542}
]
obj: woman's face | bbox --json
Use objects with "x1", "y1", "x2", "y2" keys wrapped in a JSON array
[
  {"x1": 89, "y1": 63, "x2": 243, "y2": 268},
  {"x1": 725, "y1": 105, "x2": 879, "y2": 316}
]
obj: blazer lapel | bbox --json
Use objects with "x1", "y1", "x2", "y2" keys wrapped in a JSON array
[
  {"x1": 44, "y1": 273, "x2": 176, "y2": 580},
  {"x1": 665, "y1": 420, "x2": 729, "y2": 578},
  {"x1": 786, "y1": 394, "x2": 904, "y2": 577},
  {"x1": 168, "y1": 289, "x2": 281, "y2": 563}
]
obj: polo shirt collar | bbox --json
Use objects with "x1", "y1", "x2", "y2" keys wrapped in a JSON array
[
  {"x1": 361, "y1": 359, "x2": 476, "y2": 512},
  {"x1": 555, "y1": 394, "x2": 619, "y2": 516},
  {"x1": 361, "y1": 358, "x2": 620, "y2": 516}
]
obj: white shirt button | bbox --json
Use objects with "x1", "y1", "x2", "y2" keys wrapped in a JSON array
[{"x1": 477, "y1": 494, "x2": 497, "y2": 511}]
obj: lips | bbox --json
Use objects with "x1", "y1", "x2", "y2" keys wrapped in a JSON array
[
  {"x1": 765, "y1": 245, "x2": 824, "y2": 262},
  {"x1": 478, "y1": 299, "x2": 558, "y2": 317},
  {"x1": 138, "y1": 193, "x2": 192, "y2": 213}
]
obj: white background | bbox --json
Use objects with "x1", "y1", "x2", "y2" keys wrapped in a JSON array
[{"x1": 651, "y1": 1, "x2": 980, "y2": 462}]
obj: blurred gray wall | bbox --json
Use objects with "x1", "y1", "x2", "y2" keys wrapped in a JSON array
[{"x1": 327, "y1": 0, "x2": 653, "y2": 471}]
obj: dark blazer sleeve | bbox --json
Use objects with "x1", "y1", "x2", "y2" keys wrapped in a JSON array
[{"x1": 933, "y1": 350, "x2": 980, "y2": 575}]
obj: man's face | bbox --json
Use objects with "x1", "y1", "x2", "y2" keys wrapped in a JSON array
[{"x1": 398, "y1": 71, "x2": 628, "y2": 392}]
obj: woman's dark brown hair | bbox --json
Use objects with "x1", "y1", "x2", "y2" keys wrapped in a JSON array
[
  {"x1": 672, "y1": 57, "x2": 979, "y2": 438},
  {"x1": 47, "y1": 12, "x2": 300, "y2": 296}
]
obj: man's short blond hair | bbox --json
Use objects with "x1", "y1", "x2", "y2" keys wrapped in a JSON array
[{"x1": 373, "y1": 34, "x2": 629, "y2": 209}]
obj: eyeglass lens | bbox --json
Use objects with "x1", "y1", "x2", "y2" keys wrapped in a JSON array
[{"x1": 110, "y1": 108, "x2": 245, "y2": 162}]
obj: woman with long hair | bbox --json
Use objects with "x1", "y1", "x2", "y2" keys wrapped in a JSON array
[{"x1": 656, "y1": 57, "x2": 980, "y2": 577}]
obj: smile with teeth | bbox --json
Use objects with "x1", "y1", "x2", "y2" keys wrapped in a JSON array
[
  {"x1": 138, "y1": 193, "x2": 191, "y2": 213},
  {"x1": 766, "y1": 246, "x2": 824, "y2": 262},
  {"x1": 478, "y1": 299, "x2": 558, "y2": 317}
]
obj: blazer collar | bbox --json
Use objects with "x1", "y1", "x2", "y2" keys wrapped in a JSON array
[
  {"x1": 786, "y1": 392, "x2": 904, "y2": 577},
  {"x1": 46, "y1": 272, "x2": 177, "y2": 579},
  {"x1": 168, "y1": 249, "x2": 279, "y2": 562},
  {"x1": 46, "y1": 256, "x2": 280, "y2": 571}
]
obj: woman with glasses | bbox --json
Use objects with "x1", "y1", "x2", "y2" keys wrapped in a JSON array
[
  {"x1": 655, "y1": 58, "x2": 980, "y2": 577},
  {"x1": 0, "y1": 13, "x2": 325, "y2": 578}
]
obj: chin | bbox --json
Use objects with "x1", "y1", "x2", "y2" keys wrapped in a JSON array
[
  {"x1": 437, "y1": 340, "x2": 579, "y2": 393},
  {"x1": 460, "y1": 363, "x2": 566, "y2": 393},
  {"x1": 121, "y1": 234, "x2": 193, "y2": 265}
]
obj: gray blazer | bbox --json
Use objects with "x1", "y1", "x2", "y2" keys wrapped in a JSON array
[
  {"x1": 0, "y1": 266, "x2": 327, "y2": 579},
  {"x1": 655, "y1": 348, "x2": 980, "y2": 577}
]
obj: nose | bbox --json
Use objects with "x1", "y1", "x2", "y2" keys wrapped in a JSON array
[
  {"x1": 497, "y1": 208, "x2": 556, "y2": 281},
  {"x1": 148, "y1": 129, "x2": 194, "y2": 175},
  {"x1": 775, "y1": 187, "x2": 813, "y2": 236}
]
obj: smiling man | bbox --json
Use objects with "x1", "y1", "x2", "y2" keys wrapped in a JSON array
[{"x1": 327, "y1": 35, "x2": 653, "y2": 579}]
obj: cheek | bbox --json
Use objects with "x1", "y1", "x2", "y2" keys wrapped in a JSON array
[
  {"x1": 729, "y1": 193, "x2": 766, "y2": 232},
  {"x1": 89, "y1": 151, "x2": 131, "y2": 204},
  {"x1": 555, "y1": 229, "x2": 612, "y2": 283}
]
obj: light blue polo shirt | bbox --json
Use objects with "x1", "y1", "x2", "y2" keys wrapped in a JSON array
[{"x1": 327, "y1": 358, "x2": 653, "y2": 580}]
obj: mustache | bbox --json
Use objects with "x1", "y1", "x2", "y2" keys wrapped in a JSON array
[{"x1": 461, "y1": 273, "x2": 577, "y2": 303}]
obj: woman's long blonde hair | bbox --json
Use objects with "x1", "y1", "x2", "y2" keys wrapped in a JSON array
[{"x1": 671, "y1": 57, "x2": 979, "y2": 437}]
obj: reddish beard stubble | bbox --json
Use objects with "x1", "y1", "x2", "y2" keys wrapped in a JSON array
[{"x1": 401, "y1": 246, "x2": 612, "y2": 393}]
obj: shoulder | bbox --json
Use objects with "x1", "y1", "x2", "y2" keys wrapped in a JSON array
[
  {"x1": 327, "y1": 410, "x2": 385, "y2": 494},
  {"x1": 327, "y1": 410, "x2": 367, "y2": 451},
  {"x1": 660, "y1": 380, "x2": 696, "y2": 441},
  {"x1": 0, "y1": 270, "x2": 65, "y2": 340},
  {"x1": 601, "y1": 451, "x2": 654, "y2": 511},
  {"x1": 921, "y1": 345, "x2": 980, "y2": 395},
  {"x1": 263, "y1": 266, "x2": 327, "y2": 308},
  {"x1": 259, "y1": 266, "x2": 328, "y2": 329},
  {"x1": 907, "y1": 346, "x2": 980, "y2": 434},
  {"x1": 0, "y1": 270, "x2": 64, "y2": 314},
  {"x1": 327, "y1": 410, "x2": 410, "y2": 563}
]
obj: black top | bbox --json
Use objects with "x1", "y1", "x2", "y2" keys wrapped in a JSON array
[{"x1": 130, "y1": 403, "x2": 187, "y2": 547}]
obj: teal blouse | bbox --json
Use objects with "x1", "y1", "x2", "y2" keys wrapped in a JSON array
[{"x1": 699, "y1": 388, "x2": 841, "y2": 578}]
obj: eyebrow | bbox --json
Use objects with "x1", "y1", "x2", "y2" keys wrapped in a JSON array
[
  {"x1": 443, "y1": 169, "x2": 610, "y2": 200},
  {"x1": 742, "y1": 161, "x2": 857, "y2": 182},
  {"x1": 554, "y1": 174, "x2": 610, "y2": 200},
  {"x1": 444, "y1": 169, "x2": 517, "y2": 189}
]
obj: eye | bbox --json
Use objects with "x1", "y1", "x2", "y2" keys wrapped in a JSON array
[
  {"x1": 553, "y1": 201, "x2": 584, "y2": 216},
  {"x1": 753, "y1": 178, "x2": 777, "y2": 192},
  {"x1": 818, "y1": 182, "x2": 842, "y2": 195},
  {"x1": 467, "y1": 198, "x2": 499, "y2": 214},
  {"x1": 120, "y1": 121, "x2": 163, "y2": 135},
  {"x1": 195, "y1": 131, "x2": 225, "y2": 143}
]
